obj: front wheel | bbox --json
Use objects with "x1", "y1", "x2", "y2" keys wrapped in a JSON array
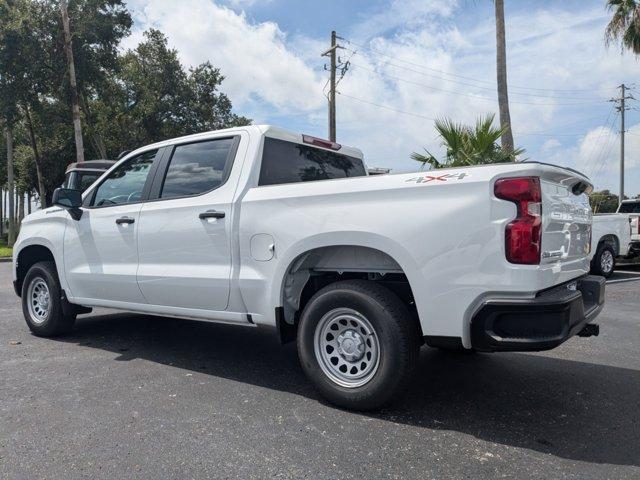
[
  {"x1": 21, "y1": 261, "x2": 76, "y2": 337},
  {"x1": 591, "y1": 244, "x2": 616, "y2": 278},
  {"x1": 297, "y1": 280, "x2": 420, "y2": 411}
]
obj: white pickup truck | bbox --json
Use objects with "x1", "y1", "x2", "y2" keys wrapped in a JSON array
[
  {"x1": 12, "y1": 125, "x2": 605, "y2": 410},
  {"x1": 618, "y1": 199, "x2": 640, "y2": 257},
  {"x1": 589, "y1": 214, "x2": 631, "y2": 277}
]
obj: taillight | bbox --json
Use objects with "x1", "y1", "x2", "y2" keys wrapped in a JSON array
[
  {"x1": 302, "y1": 134, "x2": 342, "y2": 150},
  {"x1": 494, "y1": 177, "x2": 542, "y2": 265}
]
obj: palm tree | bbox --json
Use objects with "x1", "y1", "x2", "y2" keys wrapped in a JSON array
[
  {"x1": 494, "y1": 0, "x2": 514, "y2": 153},
  {"x1": 411, "y1": 114, "x2": 524, "y2": 170},
  {"x1": 605, "y1": 0, "x2": 640, "y2": 54}
]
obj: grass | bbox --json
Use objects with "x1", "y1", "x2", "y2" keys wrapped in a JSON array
[{"x1": 0, "y1": 240, "x2": 12, "y2": 258}]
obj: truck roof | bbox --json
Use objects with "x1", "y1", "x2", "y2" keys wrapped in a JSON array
[
  {"x1": 65, "y1": 159, "x2": 115, "y2": 174},
  {"x1": 123, "y1": 125, "x2": 364, "y2": 162}
]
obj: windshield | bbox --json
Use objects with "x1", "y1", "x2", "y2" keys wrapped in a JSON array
[{"x1": 64, "y1": 171, "x2": 104, "y2": 192}]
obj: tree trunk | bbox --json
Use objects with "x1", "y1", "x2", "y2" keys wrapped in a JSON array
[
  {"x1": 23, "y1": 104, "x2": 48, "y2": 208},
  {"x1": 5, "y1": 127, "x2": 16, "y2": 247},
  {"x1": 494, "y1": 0, "x2": 514, "y2": 154},
  {"x1": 0, "y1": 188, "x2": 3, "y2": 239},
  {"x1": 27, "y1": 192, "x2": 32, "y2": 214},
  {"x1": 18, "y1": 190, "x2": 24, "y2": 223},
  {"x1": 60, "y1": 0, "x2": 85, "y2": 163},
  {"x1": 80, "y1": 92, "x2": 107, "y2": 159}
]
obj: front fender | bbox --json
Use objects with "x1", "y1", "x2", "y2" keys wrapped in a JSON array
[{"x1": 13, "y1": 210, "x2": 69, "y2": 291}]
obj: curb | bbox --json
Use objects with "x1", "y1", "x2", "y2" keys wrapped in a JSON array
[{"x1": 0, "y1": 258, "x2": 13, "y2": 263}]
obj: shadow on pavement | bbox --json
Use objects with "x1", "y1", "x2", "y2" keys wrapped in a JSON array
[{"x1": 56, "y1": 312, "x2": 640, "y2": 467}]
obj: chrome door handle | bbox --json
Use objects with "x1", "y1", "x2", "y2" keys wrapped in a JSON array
[
  {"x1": 199, "y1": 210, "x2": 225, "y2": 219},
  {"x1": 116, "y1": 217, "x2": 135, "y2": 225}
]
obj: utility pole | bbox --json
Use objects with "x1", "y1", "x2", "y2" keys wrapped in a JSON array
[
  {"x1": 612, "y1": 84, "x2": 634, "y2": 207},
  {"x1": 321, "y1": 31, "x2": 348, "y2": 142},
  {"x1": 620, "y1": 84, "x2": 625, "y2": 207},
  {"x1": 321, "y1": 31, "x2": 338, "y2": 142}
]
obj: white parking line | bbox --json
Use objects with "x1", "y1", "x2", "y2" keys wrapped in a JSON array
[
  {"x1": 607, "y1": 277, "x2": 640, "y2": 284},
  {"x1": 616, "y1": 270, "x2": 640, "y2": 275}
]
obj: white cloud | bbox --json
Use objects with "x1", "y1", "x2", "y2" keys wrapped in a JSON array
[
  {"x1": 225, "y1": 0, "x2": 271, "y2": 9},
  {"x1": 350, "y1": 0, "x2": 458, "y2": 41},
  {"x1": 123, "y1": 0, "x2": 323, "y2": 112},
  {"x1": 541, "y1": 138, "x2": 561, "y2": 153},
  {"x1": 539, "y1": 121, "x2": 640, "y2": 192}
]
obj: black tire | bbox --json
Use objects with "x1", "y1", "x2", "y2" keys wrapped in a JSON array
[
  {"x1": 297, "y1": 280, "x2": 420, "y2": 411},
  {"x1": 21, "y1": 261, "x2": 76, "y2": 337},
  {"x1": 590, "y1": 244, "x2": 616, "y2": 278}
]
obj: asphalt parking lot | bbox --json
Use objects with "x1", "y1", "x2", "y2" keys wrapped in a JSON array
[{"x1": 1, "y1": 262, "x2": 639, "y2": 479}]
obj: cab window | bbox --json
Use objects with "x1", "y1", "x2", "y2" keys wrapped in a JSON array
[
  {"x1": 258, "y1": 137, "x2": 366, "y2": 186},
  {"x1": 159, "y1": 138, "x2": 235, "y2": 200},
  {"x1": 91, "y1": 150, "x2": 157, "y2": 207}
]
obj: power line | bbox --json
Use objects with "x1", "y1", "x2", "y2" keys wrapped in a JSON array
[
  {"x1": 348, "y1": 56, "x2": 606, "y2": 101},
  {"x1": 338, "y1": 92, "x2": 607, "y2": 136},
  {"x1": 517, "y1": 114, "x2": 613, "y2": 136},
  {"x1": 341, "y1": 39, "x2": 619, "y2": 93},
  {"x1": 587, "y1": 111, "x2": 619, "y2": 184},
  {"x1": 581, "y1": 104, "x2": 616, "y2": 175},
  {"x1": 585, "y1": 106, "x2": 616, "y2": 179},
  {"x1": 349, "y1": 63, "x2": 608, "y2": 106},
  {"x1": 337, "y1": 92, "x2": 437, "y2": 120}
]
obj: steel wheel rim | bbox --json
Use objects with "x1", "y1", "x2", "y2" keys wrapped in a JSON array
[
  {"x1": 601, "y1": 250, "x2": 614, "y2": 274},
  {"x1": 27, "y1": 277, "x2": 51, "y2": 325},
  {"x1": 313, "y1": 308, "x2": 380, "y2": 388}
]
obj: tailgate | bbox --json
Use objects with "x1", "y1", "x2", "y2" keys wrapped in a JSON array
[
  {"x1": 539, "y1": 169, "x2": 592, "y2": 264},
  {"x1": 631, "y1": 215, "x2": 640, "y2": 241}
]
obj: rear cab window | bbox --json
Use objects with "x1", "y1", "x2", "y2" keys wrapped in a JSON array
[
  {"x1": 258, "y1": 137, "x2": 366, "y2": 186},
  {"x1": 619, "y1": 202, "x2": 640, "y2": 214}
]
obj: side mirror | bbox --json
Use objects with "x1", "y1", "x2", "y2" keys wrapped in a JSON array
[{"x1": 52, "y1": 188, "x2": 83, "y2": 220}]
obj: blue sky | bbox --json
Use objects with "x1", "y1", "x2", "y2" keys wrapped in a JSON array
[{"x1": 124, "y1": 0, "x2": 640, "y2": 196}]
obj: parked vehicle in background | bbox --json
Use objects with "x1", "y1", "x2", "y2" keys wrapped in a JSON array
[
  {"x1": 63, "y1": 160, "x2": 115, "y2": 192},
  {"x1": 12, "y1": 125, "x2": 604, "y2": 410},
  {"x1": 618, "y1": 199, "x2": 640, "y2": 257},
  {"x1": 589, "y1": 214, "x2": 631, "y2": 277}
]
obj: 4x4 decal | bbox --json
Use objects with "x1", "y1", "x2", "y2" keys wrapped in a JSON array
[{"x1": 405, "y1": 172, "x2": 469, "y2": 184}]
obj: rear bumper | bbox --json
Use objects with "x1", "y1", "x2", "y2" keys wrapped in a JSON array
[{"x1": 471, "y1": 275, "x2": 605, "y2": 352}]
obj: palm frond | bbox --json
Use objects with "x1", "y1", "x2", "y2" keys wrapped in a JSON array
[{"x1": 411, "y1": 114, "x2": 525, "y2": 168}]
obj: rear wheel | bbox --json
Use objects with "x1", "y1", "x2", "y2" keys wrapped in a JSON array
[
  {"x1": 591, "y1": 244, "x2": 615, "y2": 278},
  {"x1": 297, "y1": 280, "x2": 420, "y2": 410},
  {"x1": 21, "y1": 261, "x2": 76, "y2": 336}
]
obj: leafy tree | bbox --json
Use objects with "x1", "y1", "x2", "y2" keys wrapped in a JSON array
[
  {"x1": 589, "y1": 190, "x2": 628, "y2": 213},
  {"x1": 185, "y1": 62, "x2": 251, "y2": 131},
  {"x1": 0, "y1": 0, "x2": 66, "y2": 207},
  {"x1": 411, "y1": 114, "x2": 524, "y2": 169},
  {"x1": 1, "y1": 4, "x2": 250, "y2": 211},
  {"x1": 62, "y1": 0, "x2": 132, "y2": 158},
  {"x1": 92, "y1": 29, "x2": 250, "y2": 155},
  {"x1": 605, "y1": 0, "x2": 640, "y2": 55}
]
